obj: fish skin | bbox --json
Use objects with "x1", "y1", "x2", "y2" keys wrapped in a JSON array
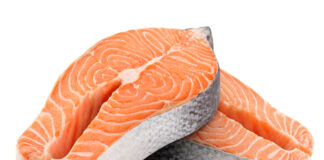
[
  {"x1": 17, "y1": 27, "x2": 219, "y2": 160},
  {"x1": 146, "y1": 139, "x2": 248, "y2": 160}
]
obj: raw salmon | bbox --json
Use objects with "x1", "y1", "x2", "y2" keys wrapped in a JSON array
[
  {"x1": 148, "y1": 70, "x2": 313, "y2": 160},
  {"x1": 17, "y1": 27, "x2": 220, "y2": 160}
]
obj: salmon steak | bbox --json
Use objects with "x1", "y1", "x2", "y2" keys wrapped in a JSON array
[
  {"x1": 17, "y1": 27, "x2": 220, "y2": 160},
  {"x1": 148, "y1": 70, "x2": 314, "y2": 160}
]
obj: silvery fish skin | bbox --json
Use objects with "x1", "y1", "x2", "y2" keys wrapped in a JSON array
[
  {"x1": 146, "y1": 139, "x2": 249, "y2": 160},
  {"x1": 97, "y1": 27, "x2": 221, "y2": 160}
]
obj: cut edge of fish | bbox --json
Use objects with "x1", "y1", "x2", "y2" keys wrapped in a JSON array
[
  {"x1": 97, "y1": 27, "x2": 220, "y2": 160},
  {"x1": 17, "y1": 27, "x2": 219, "y2": 160},
  {"x1": 98, "y1": 68, "x2": 220, "y2": 160}
]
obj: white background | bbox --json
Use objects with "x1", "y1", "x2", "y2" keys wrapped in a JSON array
[{"x1": 0, "y1": 0, "x2": 323, "y2": 159}]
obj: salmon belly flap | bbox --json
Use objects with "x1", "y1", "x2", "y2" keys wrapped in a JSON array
[
  {"x1": 186, "y1": 70, "x2": 313, "y2": 160},
  {"x1": 17, "y1": 27, "x2": 219, "y2": 160}
]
